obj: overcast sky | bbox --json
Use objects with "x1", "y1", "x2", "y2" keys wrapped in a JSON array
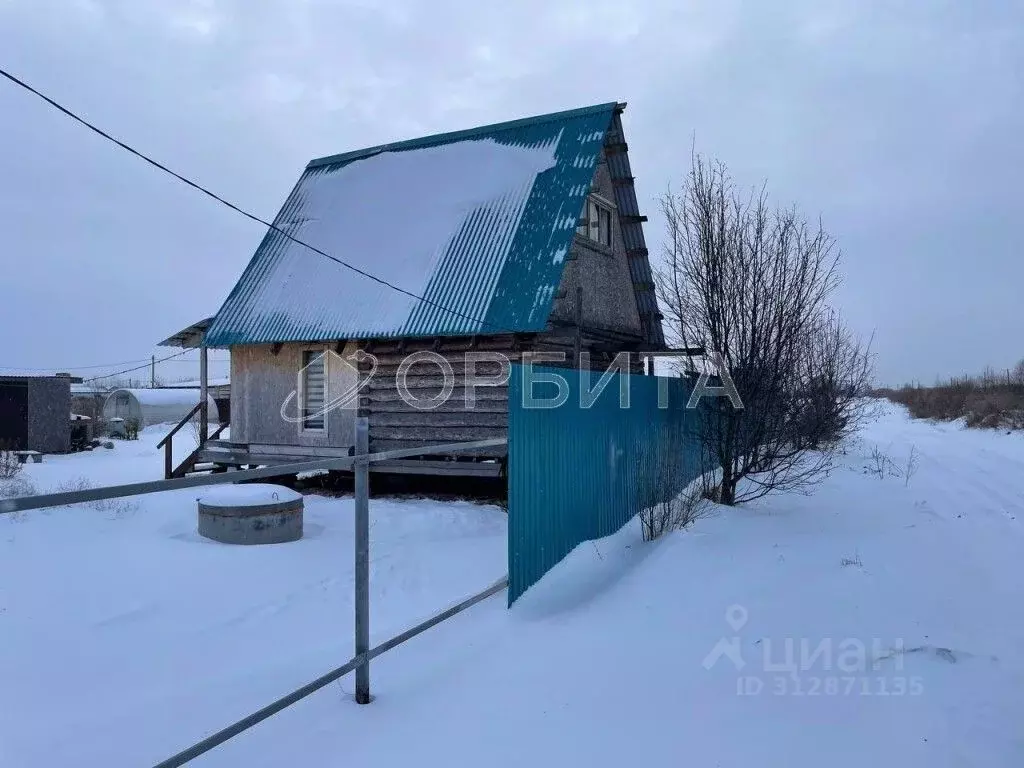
[{"x1": 0, "y1": 0, "x2": 1020, "y2": 386}]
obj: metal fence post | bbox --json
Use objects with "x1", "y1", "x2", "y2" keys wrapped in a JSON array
[
  {"x1": 199, "y1": 344, "x2": 209, "y2": 443},
  {"x1": 354, "y1": 416, "x2": 371, "y2": 704},
  {"x1": 163, "y1": 438, "x2": 173, "y2": 480}
]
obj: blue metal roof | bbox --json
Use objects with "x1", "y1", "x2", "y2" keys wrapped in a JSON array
[{"x1": 206, "y1": 103, "x2": 621, "y2": 346}]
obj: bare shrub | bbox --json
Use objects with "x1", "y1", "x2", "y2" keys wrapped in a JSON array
[
  {"x1": 124, "y1": 418, "x2": 140, "y2": 441},
  {"x1": 55, "y1": 477, "x2": 139, "y2": 518},
  {"x1": 904, "y1": 445, "x2": 919, "y2": 487},
  {"x1": 864, "y1": 444, "x2": 920, "y2": 484},
  {"x1": 640, "y1": 478, "x2": 712, "y2": 541},
  {"x1": 965, "y1": 390, "x2": 1021, "y2": 428},
  {"x1": 187, "y1": 417, "x2": 202, "y2": 447},
  {"x1": 0, "y1": 476, "x2": 37, "y2": 523},
  {"x1": 1013, "y1": 358, "x2": 1024, "y2": 387},
  {"x1": 881, "y1": 360, "x2": 1024, "y2": 429},
  {"x1": 1005, "y1": 410, "x2": 1024, "y2": 430},
  {"x1": 186, "y1": 410, "x2": 213, "y2": 448},
  {"x1": 0, "y1": 475, "x2": 36, "y2": 499},
  {"x1": 0, "y1": 444, "x2": 22, "y2": 481},
  {"x1": 866, "y1": 446, "x2": 888, "y2": 479},
  {"x1": 638, "y1": 425, "x2": 716, "y2": 541},
  {"x1": 840, "y1": 553, "x2": 863, "y2": 568}
]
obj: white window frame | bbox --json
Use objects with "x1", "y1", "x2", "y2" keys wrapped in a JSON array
[
  {"x1": 299, "y1": 347, "x2": 329, "y2": 434},
  {"x1": 576, "y1": 194, "x2": 615, "y2": 248}
]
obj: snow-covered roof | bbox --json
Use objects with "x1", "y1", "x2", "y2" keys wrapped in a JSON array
[
  {"x1": 206, "y1": 103, "x2": 622, "y2": 345},
  {"x1": 0, "y1": 372, "x2": 81, "y2": 382},
  {"x1": 107, "y1": 388, "x2": 208, "y2": 407},
  {"x1": 159, "y1": 378, "x2": 230, "y2": 389},
  {"x1": 103, "y1": 388, "x2": 220, "y2": 428},
  {"x1": 71, "y1": 384, "x2": 108, "y2": 394},
  {"x1": 158, "y1": 317, "x2": 217, "y2": 349}
]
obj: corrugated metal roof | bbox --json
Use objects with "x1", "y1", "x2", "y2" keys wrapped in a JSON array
[
  {"x1": 157, "y1": 317, "x2": 220, "y2": 349},
  {"x1": 0, "y1": 373, "x2": 81, "y2": 383},
  {"x1": 206, "y1": 103, "x2": 622, "y2": 346}
]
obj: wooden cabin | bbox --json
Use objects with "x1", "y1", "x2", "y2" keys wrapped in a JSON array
[{"x1": 169, "y1": 103, "x2": 666, "y2": 478}]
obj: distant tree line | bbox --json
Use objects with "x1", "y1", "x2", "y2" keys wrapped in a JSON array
[{"x1": 876, "y1": 360, "x2": 1024, "y2": 429}]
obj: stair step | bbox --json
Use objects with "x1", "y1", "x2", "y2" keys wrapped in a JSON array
[{"x1": 184, "y1": 463, "x2": 218, "y2": 476}]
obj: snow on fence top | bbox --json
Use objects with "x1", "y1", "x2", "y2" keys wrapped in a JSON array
[{"x1": 205, "y1": 103, "x2": 619, "y2": 345}]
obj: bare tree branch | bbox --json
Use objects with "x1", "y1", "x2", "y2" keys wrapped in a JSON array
[{"x1": 656, "y1": 154, "x2": 874, "y2": 505}]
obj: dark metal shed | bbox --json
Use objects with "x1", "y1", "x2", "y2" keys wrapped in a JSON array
[{"x1": 0, "y1": 373, "x2": 79, "y2": 453}]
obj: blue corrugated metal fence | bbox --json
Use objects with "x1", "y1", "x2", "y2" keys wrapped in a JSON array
[{"x1": 507, "y1": 364, "x2": 706, "y2": 604}]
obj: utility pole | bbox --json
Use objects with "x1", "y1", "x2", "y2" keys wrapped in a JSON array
[
  {"x1": 150, "y1": 355, "x2": 155, "y2": 388},
  {"x1": 354, "y1": 417, "x2": 370, "y2": 704}
]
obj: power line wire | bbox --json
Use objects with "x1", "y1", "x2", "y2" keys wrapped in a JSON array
[
  {"x1": 1, "y1": 351, "x2": 228, "y2": 374},
  {"x1": 0, "y1": 66, "x2": 504, "y2": 334},
  {"x1": 0, "y1": 357, "x2": 151, "y2": 372},
  {"x1": 81, "y1": 349, "x2": 191, "y2": 383}
]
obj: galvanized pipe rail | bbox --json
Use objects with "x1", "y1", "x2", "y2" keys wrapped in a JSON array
[
  {"x1": 155, "y1": 402, "x2": 203, "y2": 479},
  {"x1": 152, "y1": 576, "x2": 509, "y2": 768},
  {"x1": 0, "y1": 437, "x2": 507, "y2": 515},
  {"x1": 1, "y1": 423, "x2": 508, "y2": 766}
]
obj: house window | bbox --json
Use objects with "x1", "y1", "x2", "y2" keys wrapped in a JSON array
[
  {"x1": 576, "y1": 197, "x2": 613, "y2": 247},
  {"x1": 301, "y1": 350, "x2": 326, "y2": 431}
]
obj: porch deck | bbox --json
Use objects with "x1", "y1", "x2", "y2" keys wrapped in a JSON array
[{"x1": 196, "y1": 440, "x2": 505, "y2": 478}]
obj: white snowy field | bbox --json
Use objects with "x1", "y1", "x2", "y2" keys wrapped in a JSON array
[{"x1": 2, "y1": 404, "x2": 1024, "y2": 767}]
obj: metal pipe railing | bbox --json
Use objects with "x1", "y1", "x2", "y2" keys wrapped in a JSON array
[
  {"x1": 152, "y1": 576, "x2": 509, "y2": 768},
  {"x1": 0, "y1": 437, "x2": 507, "y2": 515},
  {"x1": 3, "y1": 423, "x2": 508, "y2": 767},
  {"x1": 156, "y1": 402, "x2": 203, "y2": 479}
]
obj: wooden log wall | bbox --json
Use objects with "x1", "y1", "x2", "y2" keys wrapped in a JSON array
[{"x1": 356, "y1": 333, "x2": 643, "y2": 457}]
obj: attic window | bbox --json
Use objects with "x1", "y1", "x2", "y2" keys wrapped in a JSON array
[{"x1": 576, "y1": 198, "x2": 613, "y2": 247}]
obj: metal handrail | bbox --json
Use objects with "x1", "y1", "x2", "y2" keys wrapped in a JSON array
[
  {"x1": 151, "y1": 576, "x2": 508, "y2": 768},
  {"x1": 2, "y1": 428, "x2": 509, "y2": 767},
  {"x1": 155, "y1": 403, "x2": 202, "y2": 449},
  {"x1": 0, "y1": 437, "x2": 507, "y2": 515},
  {"x1": 170, "y1": 420, "x2": 231, "y2": 479}
]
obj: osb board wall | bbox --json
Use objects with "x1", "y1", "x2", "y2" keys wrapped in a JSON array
[{"x1": 230, "y1": 342, "x2": 358, "y2": 448}]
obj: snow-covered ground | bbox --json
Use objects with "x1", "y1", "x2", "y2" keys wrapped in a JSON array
[
  {"x1": 2, "y1": 405, "x2": 1024, "y2": 767},
  {"x1": 0, "y1": 426, "x2": 507, "y2": 766}
]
